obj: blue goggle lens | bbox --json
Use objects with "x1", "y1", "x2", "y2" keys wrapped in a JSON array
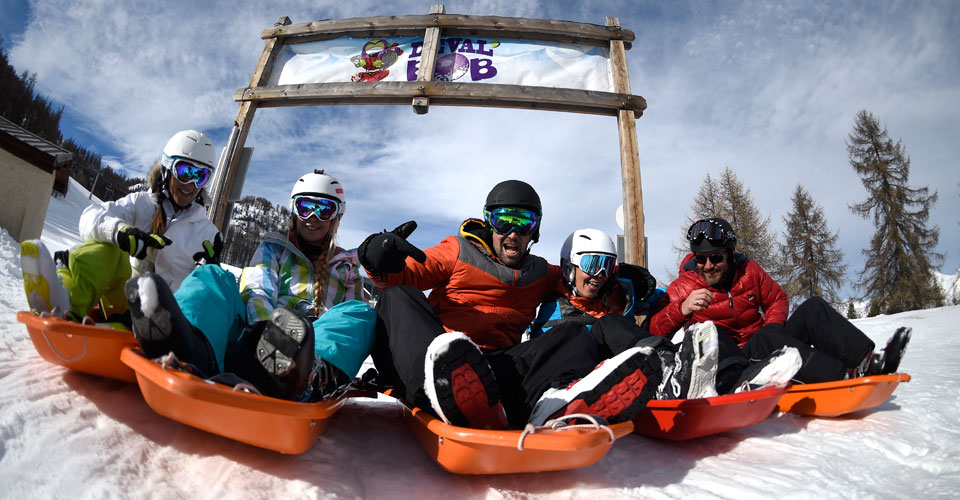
[
  {"x1": 577, "y1": 253, "x2": 616, "y2": 276},
  {"x1": 172, "y1": 160, "x2": 212, "y2": 188},
  {"x1": 293, "y1": 196, "x2": 340, "y2": 221}
]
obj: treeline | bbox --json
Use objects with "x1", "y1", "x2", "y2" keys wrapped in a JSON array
[
  {"x1": 674, "y1": 110, "x2": 945, "y2": 317},
  {"x1": 1, "y1": 40, "x2": 289, "y2": 264},
  {"x1": 0, "y1": 40, "x2": 135, "y2": 201},
  {"x1": 221, "y1": 196, "x2": 292, "y2": 267}
]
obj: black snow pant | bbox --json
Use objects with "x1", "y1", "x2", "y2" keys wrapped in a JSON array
[
  {"x1": 735, "y1": 296, "x2": 875, "y2": 384},
  {"x1": 372, "y1": 285, "x2": 657, "y2": 428}
]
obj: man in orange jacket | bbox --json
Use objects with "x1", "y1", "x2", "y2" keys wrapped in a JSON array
[{"x1": 359, "y1": 180, "x2": 663, "y2": 429}]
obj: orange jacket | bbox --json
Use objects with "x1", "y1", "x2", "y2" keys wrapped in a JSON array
[
  {"x1": 649, "y1": 252, "x2": 788, "y2": 346},
  {"x1": 369, "y1": 219, "x2": 563, "y2": 349}
]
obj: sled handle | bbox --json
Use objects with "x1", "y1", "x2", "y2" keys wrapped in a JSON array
[
  {"x1": 517, "y1": 413, "x2": 616, "y2": 451},
  {"x1": 40, "y1": 331, "x2": 87, "y2": 363}
]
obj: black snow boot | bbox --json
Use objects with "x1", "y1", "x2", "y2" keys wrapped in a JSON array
[{"x1": 125, "y1": 273, "x2": 219, "y2": 376}]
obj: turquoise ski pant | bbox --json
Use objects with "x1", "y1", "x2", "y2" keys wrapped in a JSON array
[{"x1": 175, "y1": 264, "x2": 376, "y2": 377}]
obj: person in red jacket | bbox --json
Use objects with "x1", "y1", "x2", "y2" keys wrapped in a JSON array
[
  {"x1": 650, "y1": 217, "x2": 911, "y2": 389},
  {"x1": 358, "y1": 180, "x2": 662, "y2": 429}
]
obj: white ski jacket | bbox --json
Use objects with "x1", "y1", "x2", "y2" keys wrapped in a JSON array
[{"x1": 79, "y1": 191, "x2": 219, "y2": 291}]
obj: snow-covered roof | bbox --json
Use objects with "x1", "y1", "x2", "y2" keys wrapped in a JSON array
[{"x1": 0, "y1": 114, "x2": 73, "y2": 171}]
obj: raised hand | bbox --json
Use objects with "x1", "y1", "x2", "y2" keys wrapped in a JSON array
[{"x1": 358, "y1": 221, "x2": 427, "y2": 274}]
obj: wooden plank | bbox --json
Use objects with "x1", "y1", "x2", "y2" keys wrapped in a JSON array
[
  {"x1": 607, "y1": 16, "x2": 645, "y2": 268},
  {"x1": 260, "y1": 14, "x2": 634, "y2": 49},
  {"x1": 210, "y1": 16, "x2": 291, "y2": 229},
  {"x1": 413, "y1": 4, "x2": 445, "y2": 114},
  {"x1": 234, "y1": 81, "x2": 646, "y2": 116}
]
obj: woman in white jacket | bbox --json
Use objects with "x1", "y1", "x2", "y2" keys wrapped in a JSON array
[{"x1": 53, "y1": 130, "x2": 220, "y2": 322}]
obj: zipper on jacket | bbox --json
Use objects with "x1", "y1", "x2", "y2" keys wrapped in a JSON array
[{"x1": 728, "y1": 294, "x2": 733, "y2": 308}]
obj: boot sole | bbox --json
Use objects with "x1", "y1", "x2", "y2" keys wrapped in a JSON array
[
  {"x1": 561, "y1": 349, "x2": 656, "y2": 424},
  {"x1": 425, "y1": 333, "x2": 506, "y2": 429},
  {"x1": 257, "y1": 309, "x2": 308, "y2": 377},
  {"x1": 20, "y1": 240, "x2": 69, "y2": 314},
  {"x1": 883, "y1": 327, "x2": 912, "y2": 374},
  {"x1": 125, "y1": 277, "x2": 172, "y2": 342}
]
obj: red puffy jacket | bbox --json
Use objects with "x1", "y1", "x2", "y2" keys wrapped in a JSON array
[
  {"x1": 649, "y1": 253, "x2": 788, "y2": 346},
  {"x1": 369, "y1": 219, "x2": 563, "y2": 349}
]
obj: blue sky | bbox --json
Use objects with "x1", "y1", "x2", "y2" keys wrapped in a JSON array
[{"x1": 3, "y1": 0, "x2": 959, "y2": 298}]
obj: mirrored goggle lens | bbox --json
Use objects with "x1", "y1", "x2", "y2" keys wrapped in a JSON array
[
  {"x1": 686, "y1": 220, "x2": 731, "y2": 244},
  {"x1": 486, "y1": 208, "x2": 538, "y2": 236},
  {"x1": 173, "y1": 160, "x2": 212, "y2": 188},
  {"x1": 294, "y1": 196, "x2": 340, "y2": 221},
  {"x1": 578, "y1": 253, "x2": 616, "y2": 276}
]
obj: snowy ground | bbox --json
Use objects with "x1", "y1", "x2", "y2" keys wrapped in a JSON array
[{"x1": 0, "y1": 179, "x2": 958, "y2": 499}]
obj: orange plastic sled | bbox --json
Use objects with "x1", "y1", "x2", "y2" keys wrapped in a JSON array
[
  {"x1": 393, "y1": 395, "x2": 634, "y2": 475},
  {"x1": 633, "y1": 384, "x2": 787, "y2": 440},
  {"x1": 17, "y1": 311, "x2": 139, "y2": 382},
  {"x1": 775, "y1": 373, "x2": 911, "y2": 417},
  {"x1": 120, "y1": 347, "x2": 350, "y2": 454}
]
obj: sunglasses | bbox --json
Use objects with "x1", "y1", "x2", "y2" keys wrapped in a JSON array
[
  {"x1": 293, "y1": 195, "x2": 341, "y2": 221},
  {"x1": 687, "y1": 219, "x2": 737, "y2": 245},
  {"x1": 695, "y1": 253, "x2": 725, "y2": 265},
  {"x1": 577, "y1": 253, "x2": 617, "y2": 277},
  {"x1": 171, "y1": 159, "x2": 213, "y2": 188},
  {"x1": 484, "y1": 207, "x2": 539, "y2": 237}
]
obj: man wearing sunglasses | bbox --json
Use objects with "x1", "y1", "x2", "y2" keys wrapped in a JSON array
[
  {"x1": 650, "y1": 217, "x2": 911, "y2": 389},
  {"x1": 359, "y1": 180, "x2": 662, "y2": 430}
]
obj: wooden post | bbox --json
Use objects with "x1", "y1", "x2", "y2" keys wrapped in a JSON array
[
  {"x1": 606, "y1": 16, "x2": 645, "y2": 267},
  {"x1": 210, "y1": 16, "x2": 292, "y2": 230},
  {"x1": 413, "y1": 4, "x2": 445, "y2": 114}
]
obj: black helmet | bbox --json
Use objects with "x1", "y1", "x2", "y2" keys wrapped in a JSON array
[
  {"x1": 484, "y1": 180, "x2": 542, "y2": 214},
  {"x1": 687, "y1": 217, "x2": 737, "y2": 253}
]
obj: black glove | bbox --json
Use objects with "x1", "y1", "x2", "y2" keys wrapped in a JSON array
[
  {"x1": 116, "y1": 225, "x2": 172, "y2": 259},
  {"x1": 192, "y1": 233, "x2": 223, "y2": 266},
  {"x1": 618, "y1": 263, "x2": 657, "y2": 303},
  {"x1": 358, "y1": 221, "x2": 427, "y2": 275}
]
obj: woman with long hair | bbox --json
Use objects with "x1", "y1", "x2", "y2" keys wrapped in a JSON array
[
  {"x1": 21, "y1": 129, "x2": 220, "y2": 324},
  {"x1": 126, "y1": 170, "x2": 375, "y2": 401}
]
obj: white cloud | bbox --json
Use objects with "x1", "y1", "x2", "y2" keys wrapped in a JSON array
[{"x1": 8, "y1": 0, "x2": 960, "y2": 291}]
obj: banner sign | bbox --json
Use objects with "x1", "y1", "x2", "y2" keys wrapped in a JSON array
[{"x1": 268, "y1": 36, "x2": 613, "y2": 92}]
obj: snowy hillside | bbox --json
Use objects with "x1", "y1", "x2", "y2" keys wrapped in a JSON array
[{"x1": 0, "y1": 182, "x2": 958, "y2": 498}]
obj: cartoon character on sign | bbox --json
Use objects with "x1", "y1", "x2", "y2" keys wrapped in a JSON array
[{"x1": 351, "y1": 39, "x2": 404, "y2": 82}]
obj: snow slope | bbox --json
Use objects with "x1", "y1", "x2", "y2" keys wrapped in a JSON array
[{"x1": 1, "y1": 181, "x2": 958, "y2": 499}]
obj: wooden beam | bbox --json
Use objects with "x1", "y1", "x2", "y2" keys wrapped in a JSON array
[
  {"x1": 260, "y1": 14, "x2": 634, "y2": 49},
  {"x1": 234, "y1": 81, "x2": 646, "y2": 117},
  {"x1": 607, "y1": 16, "x2": 645, "y2": 268},
  {"x1": 210, "y1": 16, "x2": 291, "y2": 229},
  {"x1": 413, "y1": 4, "x2": 445, "y2": 114}
]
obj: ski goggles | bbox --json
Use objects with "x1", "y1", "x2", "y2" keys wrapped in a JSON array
[
  {"x1": 293, "y1": 195, "x2": 341, "y2": 221},
  {"x1": 576, "y1": 253, "x2": 617, "y2": 277},
  {"x1": 694, "y1": 253, "x2": 725, "y2": 265},
  {"x1": 171, "y1": 158, "x2": 213, "y2": 188},
  {"x1": 686, "y1": 219, "x2": 737, "y2": 245},
  {"x1": 484, "y1": 207, "x2": 539, "y2": 237}
]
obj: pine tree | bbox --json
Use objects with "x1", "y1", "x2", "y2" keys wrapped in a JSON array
[
  {"x1": 848, "y1": 110, "x2": 944, "y2": 314},
  {"x1": 676, "y1": 166, "x2": 780, "y2": 278},
  {"x1": 846, "y1": 302, "x2": 858, "y2": 319},
  {"x1": 778, "y1": 184, "x2": 846, "y2": 309}
]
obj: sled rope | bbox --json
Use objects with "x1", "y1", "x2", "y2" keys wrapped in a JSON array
[
  {"x1": 517, "y1": 413, "x2": 615, "y2": 451},
  {"x1": 232, "y1": 383, "x2": 262, "y2": 395},
  {"x1": 40, "y1": 331, "x2": 87, "y2": 363}
]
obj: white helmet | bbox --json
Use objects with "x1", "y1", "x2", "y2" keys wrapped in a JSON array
[
  {"x1": 160, "y1": 130, "x2": 216, "y2": 170},
  {"x1": 290, "y1": 169, "x2": 346, "y2": 215},
  {"x1": 560, "y1": 228, "x2": 618, "y2": 286}
]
